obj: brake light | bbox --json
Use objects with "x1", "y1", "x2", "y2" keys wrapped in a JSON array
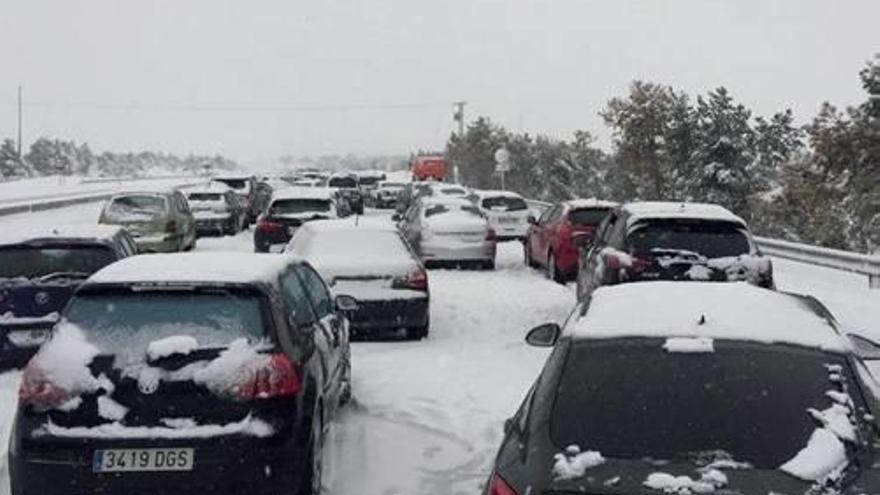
[
  {"x1": 235, "y1": 354, "x2": 301, "y2": 400},
  {"x1": 488, "y1": 474, "x2": 518, "y2": 495},
  {"x1": 257, "y1": 219, "x2": 283, "y2": 234},
  {"x1": 166, "y1": 219, "x2": 178, "y2": 233},
  {"x1": 407, "y1": 267, "x2": 429, "y2": 291},
  {"x1": 486, "y1": 228, "x2": 497, "y2": 242},
  {"x1": 19, "y1": 365, "x2": 68, "y2": 411}
]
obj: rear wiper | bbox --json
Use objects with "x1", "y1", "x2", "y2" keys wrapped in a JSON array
[{"x1": 38, "y1": 271, "x2": 92, "y2": 282}]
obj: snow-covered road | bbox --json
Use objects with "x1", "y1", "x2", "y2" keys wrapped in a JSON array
[{"x1": 0, "y1": 204, "x2": 877, "y2": 494}]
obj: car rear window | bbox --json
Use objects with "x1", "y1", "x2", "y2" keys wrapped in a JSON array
[
  {"x1": 438, "y1": 187, "x2": 467, "y2": 196},
  {"x1": 482, "y1": 196, "x2": 528, "y2": 212},
  {"x1": 568, "y1": 208, "x2": 611, "y2": 226},
  {"x1": 424, "y1": 204, "x2": 483, "y2": 218},
  {"x1": 215, "y1": 179, "x2": 248, "y2": 191},
  {"x1": 0, "y1": 245, "x2": 116, "y2": 279},
  {"x1": 300, "y1": 229, "x2": 412, "y2": 262},
  {"x1": 188, "y1": 193, "x2": 223, "y2": 202},
  {"x1": 628, "y1": 220, "x2": 751, "y2": 258},
  {"x1": 329, "y1": 177, "x2": 357, "y2": 188},
  {"x1": 271, "y1": 199, "x2": 332, "y2": 215},
  {"x1": 551, "y1": 339, "x2": 853, "y2": 468},
  {"x1": 105, "y1": 195, "x2": 167, "y2": 221},
  {"x1": 64, "y1": 289, "x2": 268, "y2": 360}
]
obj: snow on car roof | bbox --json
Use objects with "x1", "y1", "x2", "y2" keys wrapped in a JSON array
[
  {"x1": 565, "y1": 198, "x2": 619, "y2": 210},
  {"x1": 298, "y1": 217, "x2": 397, "y2": 233},
  {"x1": 271, "y1": 187, "x2": 335, "y2": 201},
  {"x1": 571, "y1": 282, "x2": 848, "y2": 352},
  {"x1": 623, "y1": 201, "x2": 746, "y2": 227},
  {"x1": 184, "y1": 182, "x2": 232, "y2": 194},
  {"x1": 420, "y1": 196, "x2": 474, "y2": 207},
  {"x1": 212, "y1": 174, "x2": 253, "y2": 180},
  {"x1": 87, "y1": 253, "x2": 302, "y2": 286},
  {"x1": 472, "y1": 189, "x2": 525, "y2": 199},
  {"x1": 0, "y1": 225, "x2": 126, "y2": 246}
]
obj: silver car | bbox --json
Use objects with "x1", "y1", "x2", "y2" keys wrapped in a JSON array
[
  {"x1": 397, "y1": 196, "x2": 497, "y2": 270},
  {"x1": 99, "y1": 190, "x2": 197, "y2": 253}
]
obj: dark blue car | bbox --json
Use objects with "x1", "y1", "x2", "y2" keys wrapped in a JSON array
[{"x1": 0, "y1": 225, "x2": 137, "y2": 369}]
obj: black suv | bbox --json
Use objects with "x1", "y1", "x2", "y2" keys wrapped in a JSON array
[
  {"x1": 485, "y1": 282, "x2": 880, "y2": 495},
  {"x1": 576, "y1": 201, "x2": 773, "y2": 301},
  {"x1": 0, "y1": 226, "x2": 137, "y2": 369},
  {"x1": 9, "y1": 253, "x2": 356, "y2": 495}
]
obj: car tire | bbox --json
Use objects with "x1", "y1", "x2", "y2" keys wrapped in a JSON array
[
  {"x1": 483, "y1": 259, "x2": 495, "y2": 271},
  {"x1": 299, "y1": 410, "x2": 324, "y2": 495},
  {"x1": 524, "y1": 241, "x2": 537, "y2": 268},
  {"x1": 408, "y1": 322, "x2": 429, "y2": 340},
  {"x1": 254, "y1": 244, "x2": 269, "y2": 253},
  {"x1": 548, "y1": 252, "x2": 564, "y2": 284}
]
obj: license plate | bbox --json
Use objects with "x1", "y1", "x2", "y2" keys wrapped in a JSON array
[
  {"x1": 497, "y1": 217, "x2": 519, "y2": 224},
  {"x1": 93, "y1": 448, "x2": 195, "y2": 473}
]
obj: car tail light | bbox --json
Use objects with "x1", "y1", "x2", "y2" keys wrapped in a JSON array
[
  {"x1": 488, "y1": 474, "x2": 518, "y2": 495},
  {"x1": 486, "y1": 228, "x2": 497, "y2": 241},
  {"x1": 406, "y1": 267, "x2": 428, "y2": 291},
  {"x1": 235, "y1": 353, "x2": 301, "y2": 400},
  {"x1": 257, "y1": 219, "x2": 283, "y2": 234},
  {"x1": 166, "y1": 219, "x2": 178, "y2": 233},
  {"x1": 19, "y1": 365, "x2": 68, "y2": 411}
]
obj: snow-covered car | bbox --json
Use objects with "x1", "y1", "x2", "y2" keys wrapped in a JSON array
[
  {"x1": 373, "y1": 181, "x2": 407, "y2": 209},
  {"x1": 286, "y1": 219, "x2": 430, "y2": 340},
  {"x1": 576, "y1": 201, "x2": 774, "y2": 301},
  {"x1": 185, "y1": 183, "x2": 247, "y2": 236},
  {"x1": 254, "y1": 188, "x2": 340, "y2": 252},
  {"x1": 10, "y1": 253, "x2": 356, "y2": 495},
  {"x1": 469, "y1": 190, "x2": 531, "y2": 241},
  {"x1": 486, "y1": 282, "x2": 880, "y2": 495},
  {"x1": 211, "y1": 175, "x2": 260, "y2": 224},
  {"x1": 397, "y1": 196, "x2": 497, "y2": 269},
  {"x1": 0, "y1": 226, "x2": 137, "y2": 369},
  {"x1": 422, "y1": 182, "x2": 469, "y2": 199},
  {"x1": 98, "y1": 190, "x2": 197, "y2": 253}
]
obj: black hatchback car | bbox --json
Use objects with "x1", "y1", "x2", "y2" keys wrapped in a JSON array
[
  {"x1": 486, "y1": 282, "x2": 880, "y2": 495},
  {"x1": 9, "y1": 253, "x2": 356, "y2": 495},
  {"x1": 576, "y1": 201, "x2": 774, "y2": 301},
  {"x1": 0, "y1": 226, "x2": 137, "y2": 369}
]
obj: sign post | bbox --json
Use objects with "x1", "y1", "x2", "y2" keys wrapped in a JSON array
[{"x1": 494, "y1": 147, "x2": 511, "y2": 190}]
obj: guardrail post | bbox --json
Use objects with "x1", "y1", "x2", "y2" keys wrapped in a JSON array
[{"x1": 871, "y1": 274, "x2": 880, "y2": 289}]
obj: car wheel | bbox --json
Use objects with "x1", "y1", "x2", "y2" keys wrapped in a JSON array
[
  {"x1": 407, "y1": 322, "x2": 429, "y2": 340},
  {"x1": 524, "y1": 241, "x2": 537, "y2": 268},
  {"x1": 548, "y1": 252, "x2": 564, "y2": 284},
  {"x1": 483, "y1": 259, "x2": 495, "y2": 271},
  {"x1": 299, "y1": 411, "x2": 324, "y2": 495},
  {"x1": 254, "y1": 244, "x2": 269, "y2": 253}
]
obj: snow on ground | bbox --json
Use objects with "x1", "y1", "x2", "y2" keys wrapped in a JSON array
[{"x1": 0, "y1": 202, "x2": 878, "y2": 494}]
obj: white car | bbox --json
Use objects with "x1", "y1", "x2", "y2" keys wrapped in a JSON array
[{"x1": 469, "y1": 190, "x2": 531, "y2": 241}]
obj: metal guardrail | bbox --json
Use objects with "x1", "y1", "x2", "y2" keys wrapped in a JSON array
[{"x1": 525, "y1": 199, "x2": 880, "y2": 288}]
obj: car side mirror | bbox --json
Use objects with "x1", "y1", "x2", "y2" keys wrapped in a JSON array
[
  {"x1": 527, "y1": 215, "x2": 537, "y2": 225},
  {"x1": 392, "y1": 213, "x2": 401, "y2": 222},
  {"x1": 335, "y1": 294, "x2": 358, "y2": 312},
  {"x1": 848, "y1": 333, "x2": 880, "y2": 360},
  {"x1": 503, "y1": 417, "x2": 515, "y2": 435},
  {"x1": 525, "y1": 323, "x2": 561, "y2": 347}
]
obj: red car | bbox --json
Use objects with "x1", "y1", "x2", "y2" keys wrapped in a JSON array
[{"x1": 524, "y1": 199, "x2": 617, "y2": 282}]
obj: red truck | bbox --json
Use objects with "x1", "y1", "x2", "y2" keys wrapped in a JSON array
[{"x1": 410, "y1": 155, "x2": 447, "y2": 181}]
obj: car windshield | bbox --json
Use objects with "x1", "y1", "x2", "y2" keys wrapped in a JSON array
[
  {"x1": 568, "y1": 208, "x2": 611, "y2": 225},
  {"x1": 329, "y1": 177, "x2": 357, "y2": 188},
  {"x1": 359, "y1": 177, "x2": 383, "y2": 186},
  {"x1": 270, "y1": 198, "x2": 332, "y2": 215},
  {"x1": 482, "y1": 196, "x2": 528, "y2": 212},
  {"x1": 424, "y1": 204, "x2": 483, "y2": 218},
  {"x1": 552, "y1": 339, "x2": 855, "y2": 468},
  {"x1": 104, "y1": 195, "x2": 167, "y2": 221},
  {"x1": 188, "y1": 193, "x2": 223, "y2": 202},
  {"x1": 64, "y1": 289, "x2": 268, "y2": 361},
  {"x1": 628, "y1": 220, "x2": 751, "y2": 258},
  {"x1": 0, "y1": 245, "x2": 116, "y2": 279}
]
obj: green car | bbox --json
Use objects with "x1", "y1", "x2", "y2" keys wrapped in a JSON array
[{"x1": 99, "y1": 189, "x2": 197, "y2": 253}]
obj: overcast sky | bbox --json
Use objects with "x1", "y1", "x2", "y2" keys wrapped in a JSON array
[{"x1": 1, "y1": 0, "x2": 877, "y2": 167}]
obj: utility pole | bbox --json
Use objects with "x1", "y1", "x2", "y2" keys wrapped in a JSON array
[
  {"x1": 453, "y1": 101, "x2": 466, "y2": 137},
  {"x1": 17, "y1": 86, "x2": 22, "y2": 159}
]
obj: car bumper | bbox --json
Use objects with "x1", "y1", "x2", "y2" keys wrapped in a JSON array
[
  {"x1": 133, "y1": 235, "x2": 179, "y2": 253},
  {"x1": 490, "y1": 223, "x2": 528, "y2": 240},
  {"x1": 420, "y1": 241, "x2": 496, "y2": 263},
  {"x1": 195, "y1": 216, "x2": 235, "y2": 234},
  {"x1": 347, "y1": 296, "x2": 429, "y2": 334},
  {"x1": 9, "y1": 420, "x2": 309, "y2": 495}
]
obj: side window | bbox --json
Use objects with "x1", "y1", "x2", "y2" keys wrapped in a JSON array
[
  {"x1": 597, "y1": 213, "x2": 618, "y2": 245},
  {"x1": 177, "y1": 193, "x2": 190, "y2": 213},
  {"x1": 119, "y1": 233, "x2": 137, "y2": 256},
  {"x1": 537, "y1": 205, "x2": 554, "y2": 224},
  {"x1": 295, "y1": 265, "x2": 334, "y2": 319},
  {"x1": 279, "y1": 269, "x2": 317, "y2": 328},
  {"x1": 607, "y1": 215, "x2": 628, "y2": 249},
  {"x1": 406, "y1": 205, "x2": 420, "y2": 223}
]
